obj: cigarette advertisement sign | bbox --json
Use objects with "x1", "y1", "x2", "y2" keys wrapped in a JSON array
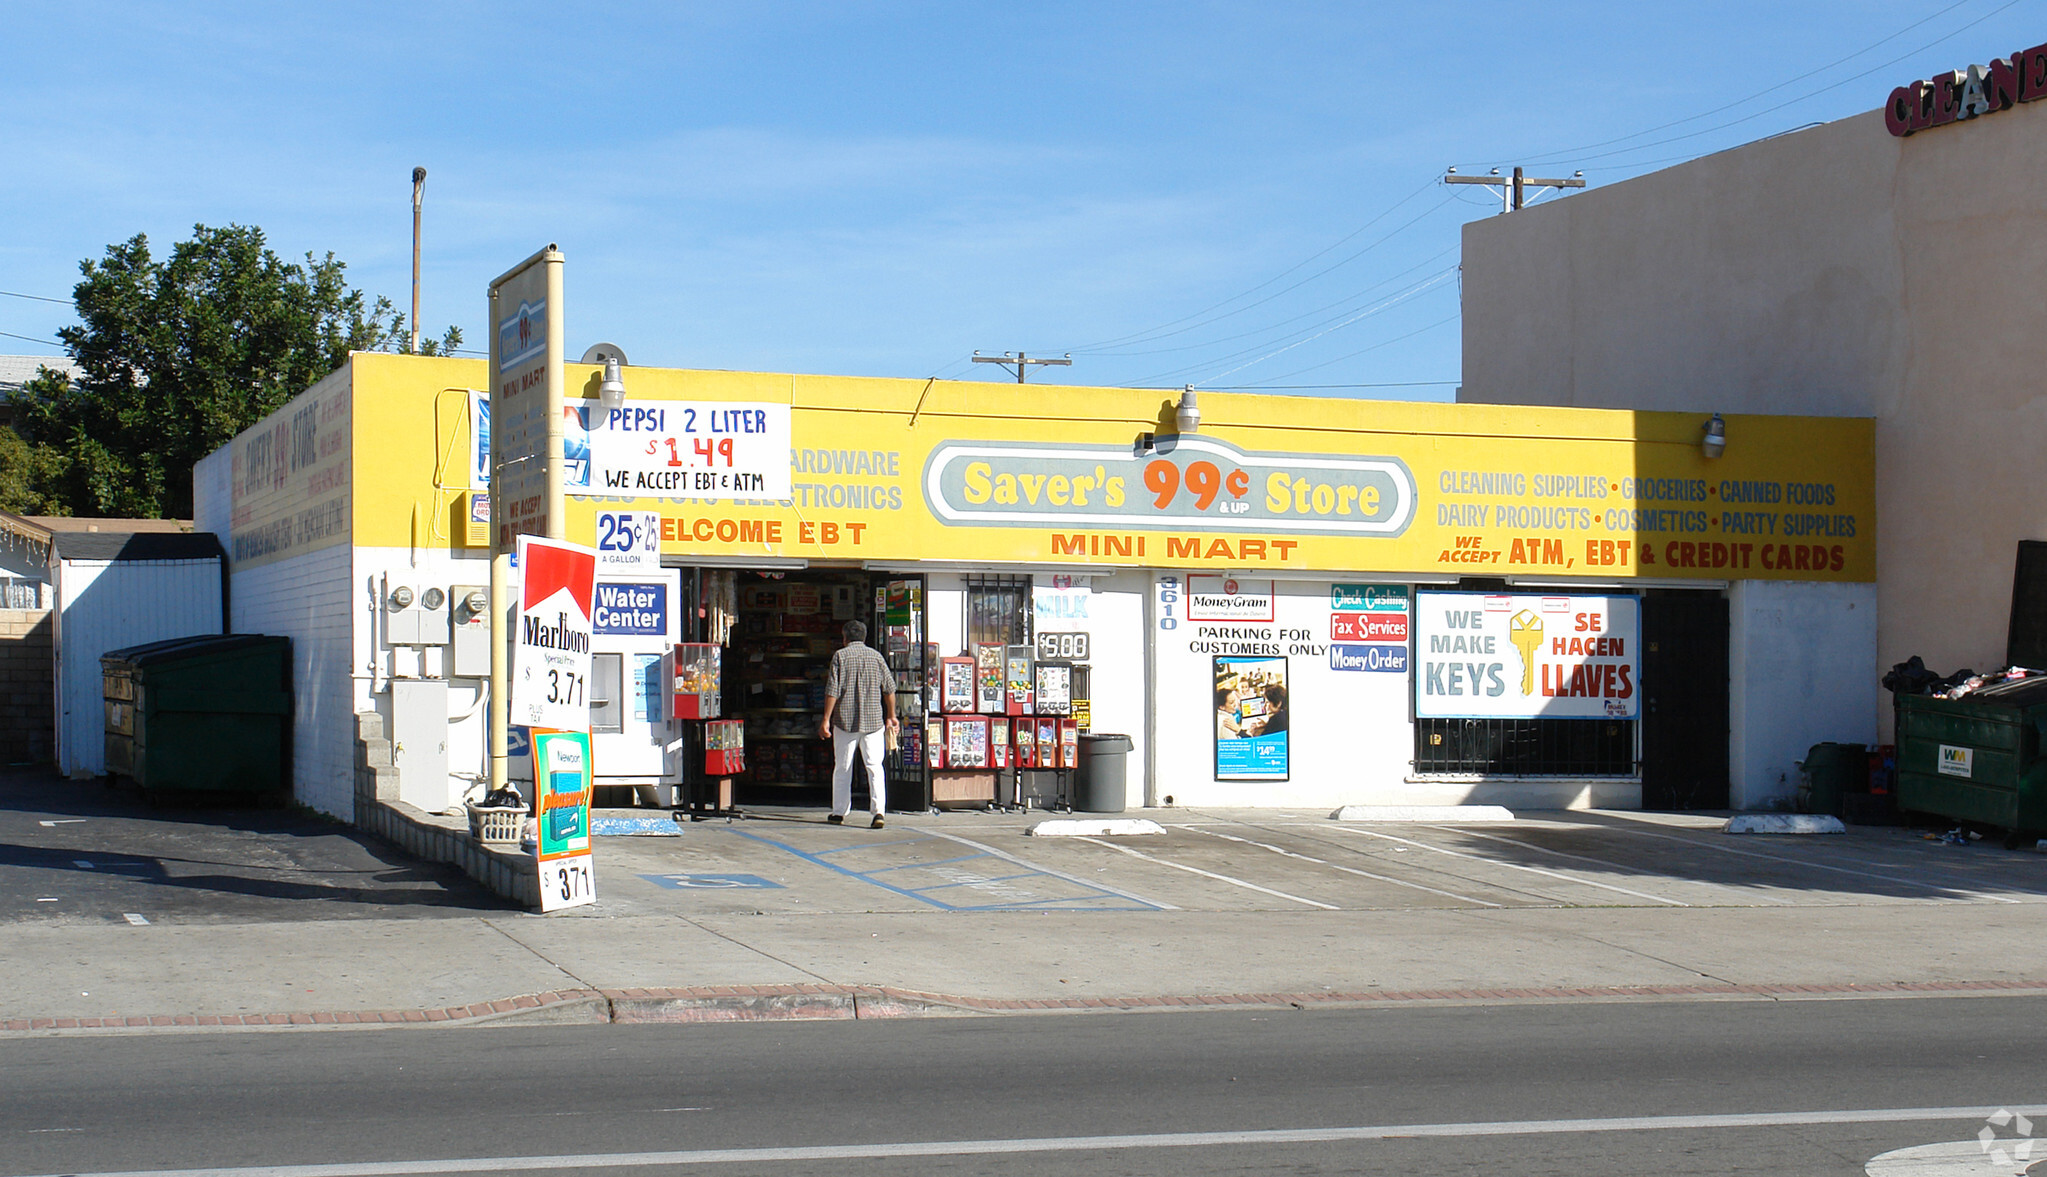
[
  {"x1": 533, "y1": 729, "x2": 596, "y2": 912},
  {"x1": 512, "y1": 535, "x2": 597, "y2": 732},
  {"x1": 1413, "y1": 592, "x2": 1640, "y2": 720}
]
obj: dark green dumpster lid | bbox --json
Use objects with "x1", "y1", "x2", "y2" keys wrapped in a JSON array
[{"x1": 100, "y1": 633, "x2": 284, "y2": 670}]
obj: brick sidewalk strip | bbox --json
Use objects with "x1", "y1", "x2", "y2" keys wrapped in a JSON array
[{"x1": 7, "y1": 978, "x2": 2047, "y2": 1034}]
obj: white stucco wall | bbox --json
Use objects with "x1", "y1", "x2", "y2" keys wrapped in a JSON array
[
  {"x1": 1727, "y1": 580, "x2": 1879, "y2": 810},
  {"x1": 225, "y1": 543, "x2": 357, "y2": 817}
]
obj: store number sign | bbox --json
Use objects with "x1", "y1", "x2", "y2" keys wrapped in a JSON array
[{"x1": 1036, "y1": 631, "x2": 1090, "y2": 661}]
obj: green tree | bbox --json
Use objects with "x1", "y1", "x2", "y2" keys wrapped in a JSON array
[
  {"x1": 0, "y1": 426, "x2": 67, "y2": 515},
  {"x1": 9, "y1": 223, "x2": 461, "y2": 518}
]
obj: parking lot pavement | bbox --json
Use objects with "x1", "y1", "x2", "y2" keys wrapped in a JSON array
[
  {"x1": 0, "y1": 767, "x2": 514, "y2": 926},
  {"x1": 588, "y1": 805, "x2": 2047, "y2": 918}
]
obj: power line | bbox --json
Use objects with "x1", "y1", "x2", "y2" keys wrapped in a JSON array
[
  {"x1": 0, "y1": 329, "x2": 64, "y2": 349},
  {"x1": 1516, "y1": 0, "x2": 2027, "y2": 170},
  {"x1": 1084, "y1": 243, "x2": 1460, "y2": 358},
  {"x1": 1234, "y1": 312, "x2": 1463, "y2": 388},
  {"x1": 1128, "y1": 266, "x2": 1460, "y2": 387},
  {"x1": 0, "y1": 289, "x2": 70, "y2": 305},
  {"x1": 1505, "y1": 0, "x2": 1982, "y2": 167},
  {"x1": 1163, "y1": 267, "x2": 1459, "y2": 388},
  {"x1": 1061, "y1": 178, "x2": 1448, "y2": 353}
]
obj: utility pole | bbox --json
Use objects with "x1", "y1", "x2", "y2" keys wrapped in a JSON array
[
  {"x1": 410, "y1": 167, "x2": 427, "y2": 353},
  {"x1": 971, "y1": 351, "x2": 1072, "y2": 383},
  {"x1": 1444, "y1": 165, "x2": 1585, "y2": 213}
]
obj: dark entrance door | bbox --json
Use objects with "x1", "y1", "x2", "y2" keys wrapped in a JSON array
[{"x1": 1640, "y1": 591, "x2": 1730, "y2": 810}]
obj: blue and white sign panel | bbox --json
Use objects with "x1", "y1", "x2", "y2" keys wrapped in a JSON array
[
  {"x1": 594, "y1": 582, "x2": 668, "y2": 635},
  {"x1": 594, "y1": 510, "x2": 662, "y2": 574}
]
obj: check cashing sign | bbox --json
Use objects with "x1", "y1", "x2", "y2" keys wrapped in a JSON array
[{"x1": 1413, "y1": 592, "x2": 1640, "y2": 720}]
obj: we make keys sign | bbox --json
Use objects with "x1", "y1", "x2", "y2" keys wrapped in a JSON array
[
  {"x1": 1412, "y1": 592, "x2": 1640, "y2": 720},
  {"x1": 512, "y1": 535, "x2": 598, "y2": 732}
]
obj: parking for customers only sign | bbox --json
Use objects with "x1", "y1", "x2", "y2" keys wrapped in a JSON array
[{"x1": 1413, "y1": 592, "x2": 1640, "y2": 720}]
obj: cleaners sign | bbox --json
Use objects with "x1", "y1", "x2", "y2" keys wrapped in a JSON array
[
  {"x1": 512, "y1": 535, "x2": 598, "y2": 731},
  {"x1": 1412, "y1": 592, "x2": 1639, "y2": 720}
]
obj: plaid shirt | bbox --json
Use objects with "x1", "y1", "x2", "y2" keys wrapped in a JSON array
[{"x1": 825, "y1": 641, "x2": 897, "y2": 734}]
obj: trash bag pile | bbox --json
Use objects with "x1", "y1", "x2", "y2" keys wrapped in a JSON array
[{"x1": 1882, "y1": 655, "x2": 2045, "y2": 700}]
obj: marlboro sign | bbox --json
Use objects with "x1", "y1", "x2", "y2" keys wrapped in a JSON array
[{"x1": 512, "y1": 535, "x2": 597, "y2": 732}]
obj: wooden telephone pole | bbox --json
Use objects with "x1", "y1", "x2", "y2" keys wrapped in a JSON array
[
  {"x1": 1445, "y1": 165, "x2": 1585, "y2": 213},
  {"x1": 972, "y1": 351, "x2": 1072, "y2": 383}
]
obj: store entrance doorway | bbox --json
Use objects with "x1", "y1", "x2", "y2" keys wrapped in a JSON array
[
  {"x1": 673, "y1": 567, "x2": 929, "y2": 814},
  {"x1": 1640, "y1": 591, "x2": 1730, "y2": 810}
]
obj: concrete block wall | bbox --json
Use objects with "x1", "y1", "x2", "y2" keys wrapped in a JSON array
[
  {"x1": 0, "y1": 609, "x2": 53, "y2": 763},
  {"x1": 353, "y1": 710, "x2": 537, "y2": 907}
]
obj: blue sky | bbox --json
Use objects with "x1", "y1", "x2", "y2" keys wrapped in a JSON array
[{"x1": 3, "y1": 1, "x2": 2040, "y2": 399}]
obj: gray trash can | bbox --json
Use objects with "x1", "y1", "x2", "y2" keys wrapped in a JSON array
[{"x1": 1076, "y1": 733, "x2": 1133, "y2": 812}]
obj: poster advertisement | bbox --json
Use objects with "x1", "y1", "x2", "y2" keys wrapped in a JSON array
[
  {"x1": 1214, "y1": 655, "x2": 1289, "y2": 781},
  {"x1": 1412, "y1": 592, "x2": 1640, "y2": 720},
  {"x1": 533, "y1": 730, "x2": 596, "y2": 912},
  {"x1": 469, "y1": 390, "x2": 490, "y2": 490},
  {"x1": 511, "y1": 535, "x2": 598, "y2": 732}
]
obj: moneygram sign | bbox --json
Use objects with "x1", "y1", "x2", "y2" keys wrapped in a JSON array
[{"x1": 924, "y1": 436, "x2": 1415, "y2": 536}]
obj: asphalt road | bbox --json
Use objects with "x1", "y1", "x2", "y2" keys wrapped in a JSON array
[{"x1": 4, "y1": 997, "x2": 2043, "y2": 1176}]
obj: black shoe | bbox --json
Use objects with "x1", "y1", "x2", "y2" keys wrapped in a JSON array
[
  {"x1": 871, "y1": 814, "x2": 885, "y2": 829},
  {"x1": 827, "y1": 814, "x2": 844, "y2": 825}
]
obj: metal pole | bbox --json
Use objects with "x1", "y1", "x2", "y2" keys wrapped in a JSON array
[
  {"x1": 410, "y1": 168, "x2": 426, "y2": 354},
  {"x1": 486, "y1": 285, "x2": 508, "y2": 797},
  {"x1": 543, "y1": 254, "x2": 566, "y2": 540}
]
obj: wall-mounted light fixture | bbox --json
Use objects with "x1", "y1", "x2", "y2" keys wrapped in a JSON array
[
  {"x1": 581, "y1": 343, "x2": 629, "y2": 412},
  {"x1": 1700, "y1": 413, "x2": 1727, "y2": 459},
  {"x1": 1138, "y1": 386, "x2": 1206, "y2": 455}
]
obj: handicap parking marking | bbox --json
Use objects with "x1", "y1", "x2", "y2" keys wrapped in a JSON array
[
  {"x1": 722, "y1": 826, "x2": 1170, "y2": 912},
  {"x1": 639, "y1": 873, "x2": 786, "y2": 890}
]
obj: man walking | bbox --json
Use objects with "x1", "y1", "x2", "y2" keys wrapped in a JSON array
[{"x1": 818, "y1": 620, "x2": 898, "y2": 828}]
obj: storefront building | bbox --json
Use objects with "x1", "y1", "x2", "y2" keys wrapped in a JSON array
[
  {"x1": 1459, "y1": 38, "x2": 2047, "y2": 797},
  {"x1": 192, "y1": 352, "x2": 1872, "y2": 819}
]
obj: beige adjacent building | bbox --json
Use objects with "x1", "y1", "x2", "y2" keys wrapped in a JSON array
[{"x1": 1460, "y1": 71, "x2": 2047, "y2": 766}]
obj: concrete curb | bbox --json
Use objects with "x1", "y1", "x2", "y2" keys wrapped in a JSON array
[
  {"x1": 9, "y1": 978, "x2": 2047, "y2": 1035},
  {"x1": 1026, "y1": 818, "x2": 1165, "y2": 837},
  {"x1": 1330, "y1": 805, "x2": 1516, "y2": 822},
  {"x1": 1725, "y1": 814, "x2": 1848, "y2": 834}
]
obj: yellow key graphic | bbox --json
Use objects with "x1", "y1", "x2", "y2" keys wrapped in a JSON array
[{"x1": 1509, "y1": 610, "x2": 1544, "y2": 696}]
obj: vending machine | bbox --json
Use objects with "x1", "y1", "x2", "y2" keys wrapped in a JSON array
[{"x1": 588, "y1": 569, "x2": 684, "y2": 797}]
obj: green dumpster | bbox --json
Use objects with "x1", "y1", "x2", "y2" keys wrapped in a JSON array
[
  {"x1": 1797, "y1": 742, "x2": 1865, "y2": 817},
  {"x1": 101, "y1": 635, "x2": 291, "y2": 794},
  {"x1": 1894, "y1": 677, "x2": 2047, "y2": 839}
]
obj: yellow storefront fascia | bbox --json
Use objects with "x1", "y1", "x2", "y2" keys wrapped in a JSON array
[{"x1": 344, "y1": 352, "x2": 1875, "y2": 582}]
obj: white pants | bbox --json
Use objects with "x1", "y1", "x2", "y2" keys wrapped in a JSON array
[{"x1": 831, "y1": 727, "x2": 888, "y2": 816}]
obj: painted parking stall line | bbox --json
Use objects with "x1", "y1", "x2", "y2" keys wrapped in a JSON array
[
  {"x1": 1328, "y1": 825, "x2": 1690, "y2": 906},
  {"x1": 1177, "y1": 824, "x2": 1503, "y2": 907},
  {"x1": 1431, "y1": 826, "x2": 1794, "y2": 906},
  {"x1": 1603, "y1": 823, "x2": 2028, "y2": 904},
  {"x1": 723, "y1": 826, "x2": 1168, "y2": 912},
  {"x1": 1076, "y1": 837, "x2": 1340, "y2": 909}
]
